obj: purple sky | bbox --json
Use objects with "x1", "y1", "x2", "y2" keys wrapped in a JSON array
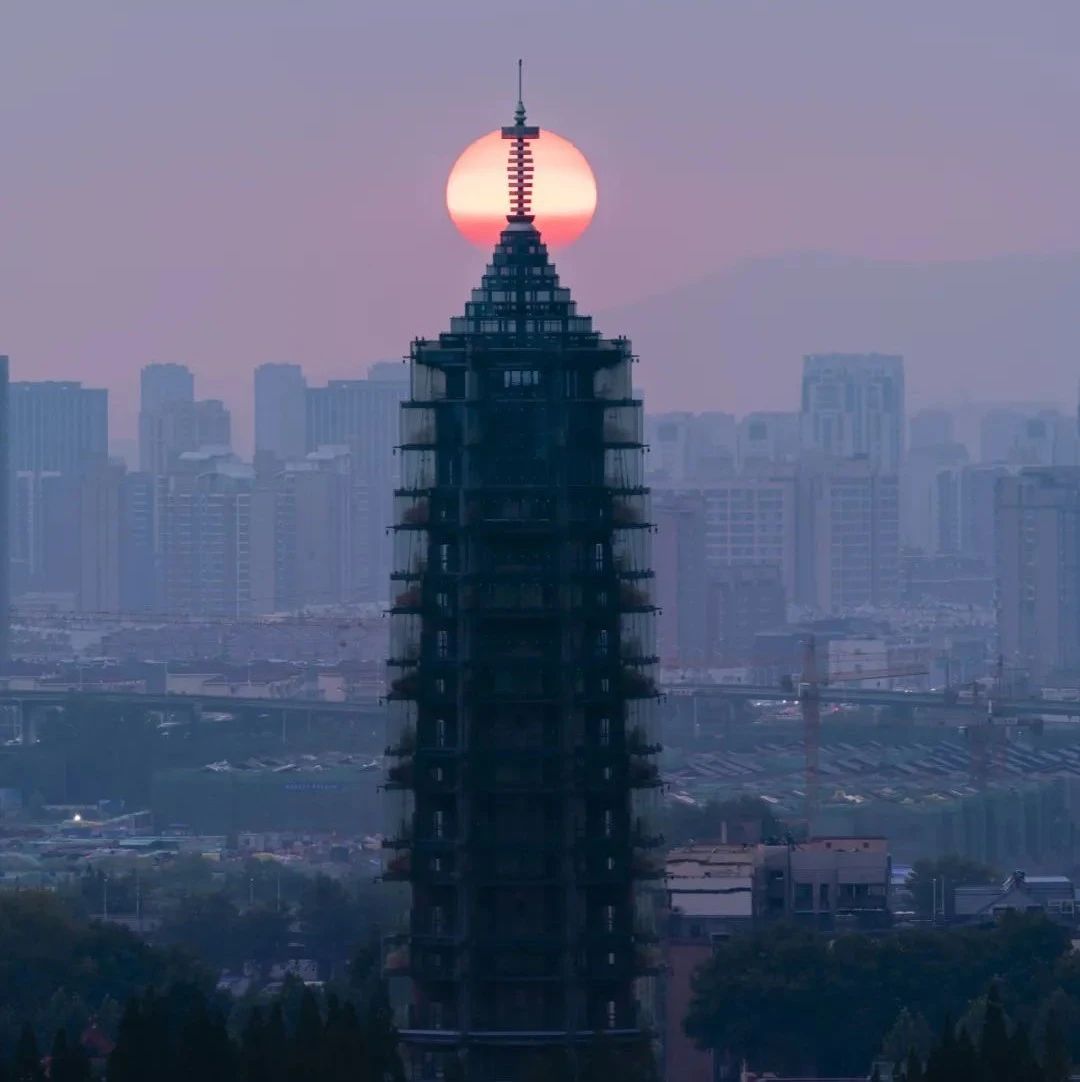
[{"x1": 3, "y1": 2, "x2": 1080, "y2": 449}]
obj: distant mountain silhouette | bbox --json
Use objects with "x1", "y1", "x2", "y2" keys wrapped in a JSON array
[{"x1": 599, "y1": 252, "x2": 1080, "y2": 414}]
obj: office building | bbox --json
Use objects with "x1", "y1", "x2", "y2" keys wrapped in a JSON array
[
  {"x1": 797, "y1": 459, "x2": 900, "y2": 611},
  {"x1": 119, "y1": 471, "x2": 157, "y2": 613},
  {"x1": 306, "y1": 364, "x2": 407, "y2": 601},
  {"x1": 384, "y1": 95, "x2": 660, "y2": 1080},
  {"x1": 141, "y1": 363, "x2": 194, "y2": 413},
  {"x1": 736, "y1": 411, "x2": 800, "y2": 471},
  {"x1": 10, "y1": 380, "x2": 108, "y2": 474},
  {"x1": 700, "y1": 472, "x2": 799, "y2": 603},
  {"x1": 900, "y1": 441, "x2": 968, "y2": 553},
  {"x1": 255, "y1": 363, "x2": 308, "y2": 461},
  {"x1": 997, "y1": 468, "x2": 1080, "y2": 687},
  {"x1": 255, "y1": 446, "x2": 354, "y2": 613},
  {"x1": 800, "y1": 353, "x2": 905, "y2": 470},
  {"x1": 645, "y1": 411, "x2": 736, "y2": 486},
  {"x1": 707, "y1": 564, "x2": 785, "y2": 665},
  {"x1": 156, "y1": 451, "x2": 254, "y2": 618},
  {"x1": 139, "y1": 363, "x2": 230, "y2": 474},
  {"x1": 653, "y1": 491, "x2": 708, "y2": 667}
]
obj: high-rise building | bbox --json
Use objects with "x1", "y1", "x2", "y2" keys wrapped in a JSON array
[
  {"x1": 156, "y1": 451, "x2": 254, "y2": 618},
  {"x1": 384, "y1": 95, "x2": 660, "y2": 1080},
  {"x1": 255, "y1": 363, "x2": 308, "y2": 461},
  {"x1": 254, "y1": 446, "x2": 354, "y2": 613},
  {"x1": 139, "y1": 363, "x2": 229, "y2": 474},
  {"x1": 909, "y1": 408, "x2": 955, "y2": 451},
  {"x1": 936, "y1": 463, "x2": 1011, "y2": 568},
  {"x1": 900, "y1": 441, "x2": 968, "y2": 553},
  {"x1": 0, "y1": 358, "x2": 8, "y2": 663},
  {"x1": 77, "y1": 461, "x2": 124, "y2": 613},
  {"x1": 307, "y1": 364, "x2": 407, "y2": 600},
  {"x1": 645, "y1": 411, "x2": 736, "y2": 486},
  {"x1": 700, "y1": 472, "x2": 799, "y2": 602},
  {"x1": 800, "y1": 353, "x2": 905, "y2": 471},
  {"x1": 797, "y1": 458, "x2": 900, "y2": 611},
  {"x1": 996, "y1": 468, "x2": 1080, "y2": 687},
  {"x1": 141, "y1": 363, "x2": 194, "y2": 413},
  {"x1": 707, "y1": 564, "x2": 786, "y2": 665},
  {"x1": 9, "y1": 381, "x2": 108, "y2": 474},
  {"x1": 737, "y1": 411, "x2": 800, "y2": 471},
  {"x1": 119, "y1": 471, "x2": 158, "y2": 613},
  {"x1": 653, "y1": 491, "x2": 707, "y2": 667}
]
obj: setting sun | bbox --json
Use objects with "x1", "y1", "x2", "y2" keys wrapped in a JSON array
[{"x1": 446, "y1": 128, "x2": 598, "y2": 249}]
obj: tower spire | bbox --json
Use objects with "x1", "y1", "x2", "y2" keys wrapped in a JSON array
[{"x1": 501, "y1": 59, "x2": 540, "y2": 226}]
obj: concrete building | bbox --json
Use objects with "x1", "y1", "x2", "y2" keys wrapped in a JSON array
[
  {"x1": 646, "y1": 411, "x2": 737, "y2": 486},
  {"x1": 255, "y1": 363, "x2": 307, "y2": 461},
  {"x1": 737, "y1": 411, "x2": 800, "y2": 470},
  {"x1": 119, "y1": 471, "x2": 157, "y2": 613},
  {"x1": 654, "y1": 491, "x2": 708, "y2": 666},
  {"x1": 900, "y1": 441, "x2": 968, "y2": 553},
  {"x1": 661, "y1": 839, "x2": 890, "y2": 1082},
  {"x1": 797, "y1": 459, "x2": 900, "y2": 611},
  {"x1": 139, "y1": 363, "x2": 230, "y2": 475},
  {"x1": 156, "y1": 452, "x2": 255, "y2": 618},
  {"x1": 800, "y1": 353, "x2": 904, "y2": 471},
  {"x1": 701, "y1": 471, "x2": 799, "y2": 602},
  {"x1": 996, "y1": 467, "x2": 1080, "y2": 687},
  {"x1": 707, "y1": 564, "x2": 785, "y2": 665},
  {"x1": 139, "y1": 363, "x2": 193, "y2": 472},
  {"x1": 306, "y1": 364, "x2": 407, "y2": 602},
  {"x1": 10, "y1": 380, "x2": 108, "y2": 474},
  {"x1": 253, "y1": 446, "x2": 355, "y2": 613},
  {"x1": 954, "y1": 870, "x2": 1074, "y2": 923}
]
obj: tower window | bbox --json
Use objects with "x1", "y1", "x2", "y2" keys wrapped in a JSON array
[{"x1": 604, "y1": 905, "x2": 615, "y2": 932}]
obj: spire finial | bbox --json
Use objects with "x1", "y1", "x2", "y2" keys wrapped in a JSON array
[{"x1": 501, "y1": 60, "x2": 540, "y2": 225}]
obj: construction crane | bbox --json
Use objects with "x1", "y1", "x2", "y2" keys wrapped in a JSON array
[{"x1": 796, "y1": 636, "x2": 928, "y2": 836}]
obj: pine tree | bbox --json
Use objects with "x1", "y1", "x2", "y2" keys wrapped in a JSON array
[
  {"x1": 241, "y1": 1007, "x2": 269, "y2": 1082},
  {"x1": 12, "y1": 1024, "x2": 43, "y2": 1082},
  {"x1": 981, "y1": 985, "x2": 1012, "y2": 1082},
  {"x1": 49, "y1": 1029, "x2": 91, "y2": 1082},
  {"x1": 903, "y1": 1047, "x2": 924, "y2": 1082},
  {"x1": 1042, "y1": 1009, "x2": 1070, "y2": 1082},
  {"x1": 288, "y1": 989, "x2": 323, "y2": 1082}
]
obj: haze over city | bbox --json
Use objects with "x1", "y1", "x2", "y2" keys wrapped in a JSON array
[
  {"x1": 4, "y1": 2, "x2": 1080, "y2": 449},
  {"x1": 8, "y1": 5, "x2": 1080, "y2": 1081}
]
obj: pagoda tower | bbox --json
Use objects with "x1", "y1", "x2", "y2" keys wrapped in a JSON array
[{"x1": 384, "y1": 80, "x2": 661, "y2": 1082}]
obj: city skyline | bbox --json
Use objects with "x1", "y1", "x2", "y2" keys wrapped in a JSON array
[{"x1": 4, "y1": 3, "x2": 1080, "y2": 448}]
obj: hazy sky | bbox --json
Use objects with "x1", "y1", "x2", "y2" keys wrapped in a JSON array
[{"x1": 3, "y1": 1, "x2": 1080, "y2": 447}]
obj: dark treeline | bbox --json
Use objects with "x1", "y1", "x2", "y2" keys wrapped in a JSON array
[
  {"x1": 687, "y1": 913, "x2": 1080, "y2": 1077},
  {"x1": 887, "y1": 985, "x2": 1069, "y2": 1082},
  {"x1": 0, "y1": 890, "x2": 403, "y2": 1080}
]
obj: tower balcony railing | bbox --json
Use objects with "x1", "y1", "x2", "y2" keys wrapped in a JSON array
[
  {"x1": 391, "y1": 584, "x2": 424, "y2": 611},
  {"x1": 383, "y1": 851, "x2": 411, "y2": 881},
  {"x1": 627, "y1": 727, "x2": 663, "y2": 757},
  {"x1": 382, "y1": 824, "x2": 413, "y2": 851},
  {"x1": 385, "y1": 727, "x2": 415, "y2": 758},
  {"x1": 386, "y1": 673, "x2": 420, "y2": 701},
  {"x1": 621, "y1": 668, "x2": 659, "y2": 699}
]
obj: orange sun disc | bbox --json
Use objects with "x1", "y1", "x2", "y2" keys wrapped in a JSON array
[{"x1": 446, "y1": 128, "x2": 598, "y2": 249}]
